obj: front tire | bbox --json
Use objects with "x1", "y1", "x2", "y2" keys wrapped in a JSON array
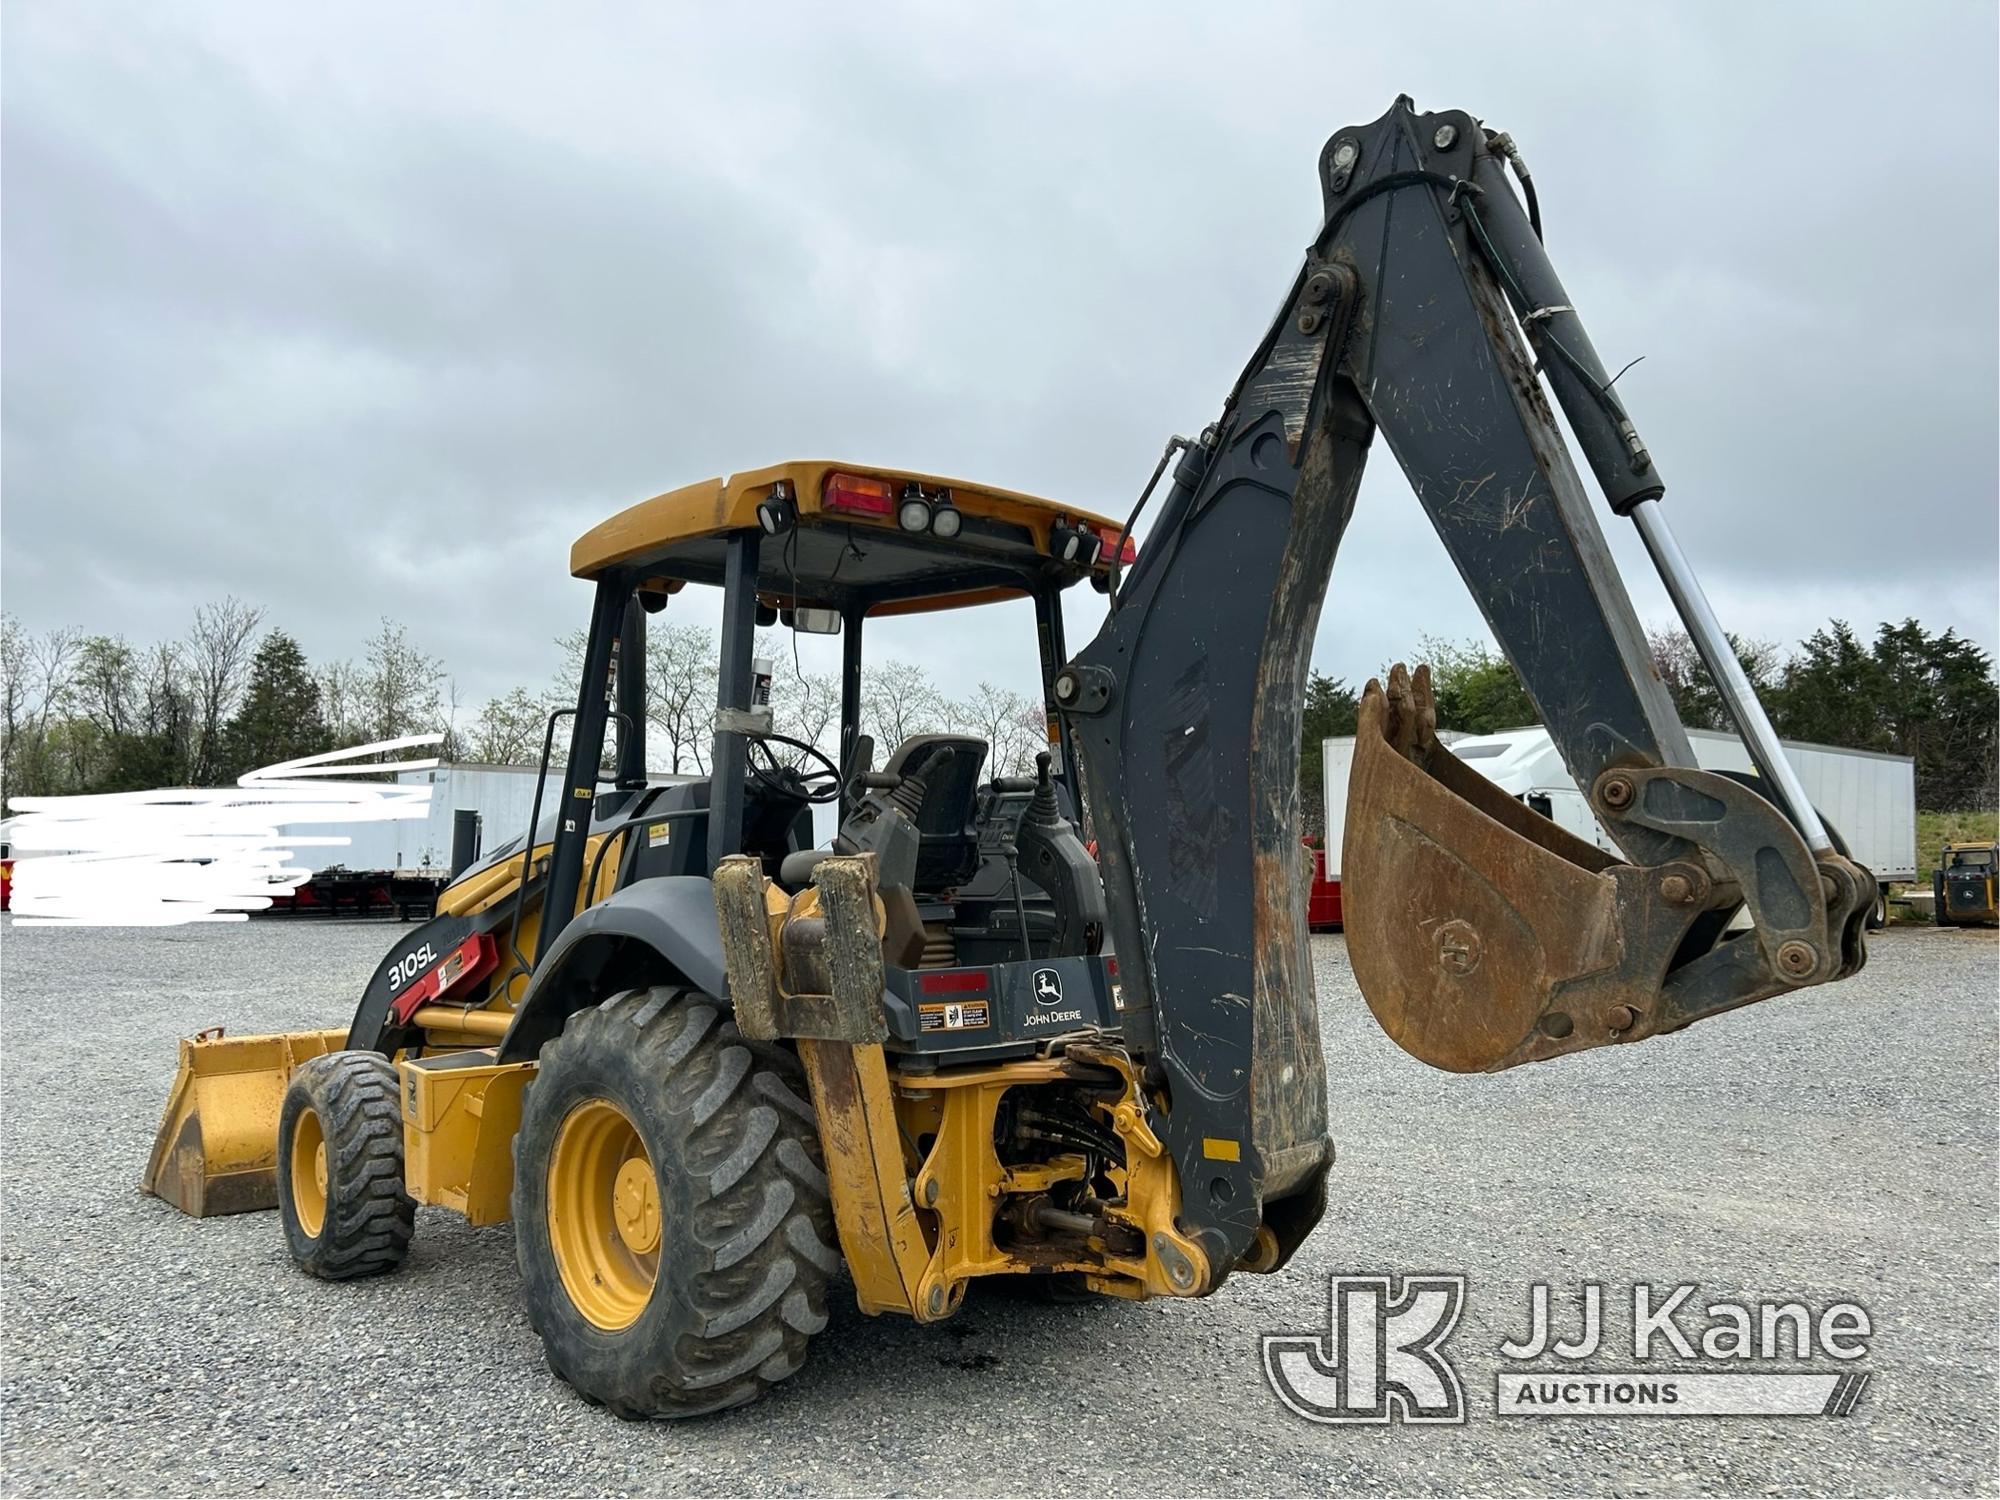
[
  {"x1": 512, "y1": 989, "x2": 839, "y2": 1419},
  {"x1": 277, "y1": 1051, "x2": 415, "y2": 1279}
]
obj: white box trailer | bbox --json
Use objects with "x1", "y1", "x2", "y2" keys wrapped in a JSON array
[
  {"x1": 1684, "y1": 730, "x2": 1914, "y2": 883},
  {"x1": 1321, "y1": 725, "x2": 1914, "y2": 919},
  {"x1": 1318, "y1": 730, "x2": 1460, "y2": 881},
  {"x1": 283, "y1": 762, "x2": 575, "y2": 876}
]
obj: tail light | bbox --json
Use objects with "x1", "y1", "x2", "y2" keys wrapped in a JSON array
[
  {"x1": 822, "y1": 472, "x2": 897, "y2": 519},
  {"x1": 1093, "y1": 524, "x2": 1138, "y2": 566}
]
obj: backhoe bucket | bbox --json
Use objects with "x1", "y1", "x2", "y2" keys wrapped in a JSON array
[
  {"x1": 143, "y1": 1028, "x2": 349, "y2": 1216},
  {"x1": 1343, "y1": 666, "x2": 1662, "y2": 1074}
]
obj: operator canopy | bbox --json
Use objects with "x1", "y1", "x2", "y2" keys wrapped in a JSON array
[{"x1": 569, "y1": 460, "x2": 1134, "y2": 616}]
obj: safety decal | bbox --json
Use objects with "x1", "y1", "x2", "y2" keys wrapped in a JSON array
[{"x1": 919, "y1": 1001, "x2": 991, "y2": 1032}]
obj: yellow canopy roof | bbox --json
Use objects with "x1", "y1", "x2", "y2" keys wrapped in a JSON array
[{"x1": 569, "y1": 460, "x2": 1128, "y2": 616}]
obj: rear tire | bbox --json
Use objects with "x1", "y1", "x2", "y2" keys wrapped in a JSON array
[
  {"x1": 277, "y1": 1051, "x2": 415, "y2": 1279},
  {"x1": 1866, "y1": 885, "x2": 1888, "y2": 931},
  {"x1": 512, "y1": 989, "x2": 839, "y2": 1419}
]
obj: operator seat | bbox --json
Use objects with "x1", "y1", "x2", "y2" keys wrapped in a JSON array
[
  {"x1": 775, "y1": 733, "x2": 990, "y2": 895},
  {"x1": 881, "y1": 735, "x2": 989, "y2": 890}
]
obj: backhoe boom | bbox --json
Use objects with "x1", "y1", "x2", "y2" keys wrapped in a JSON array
[{"x1": 1056, "y1": 97, "x2": 1871, "y2": 1280}]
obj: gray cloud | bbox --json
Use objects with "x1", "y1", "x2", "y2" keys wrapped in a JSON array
[{"x1": 5, "y1": 1, "x2": 1995, "y2": 716}]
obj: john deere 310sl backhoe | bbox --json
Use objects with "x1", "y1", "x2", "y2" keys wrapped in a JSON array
[{"x1": 146, "y1": 98, "x2": 1872, "y2": 1417}]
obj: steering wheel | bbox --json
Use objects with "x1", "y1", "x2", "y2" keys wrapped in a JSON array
[{"x1": 746, "y1": 733, "x2": 844, "y2": 805}]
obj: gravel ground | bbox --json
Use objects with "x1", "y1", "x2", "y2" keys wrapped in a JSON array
[{"x1": 1, "y1": 916, "x2": 1995, "y2": 1497}]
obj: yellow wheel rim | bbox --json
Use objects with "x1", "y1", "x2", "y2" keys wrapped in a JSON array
[
  {"x1": 548, "y1": 1099, "x2": 660, "y2": 1331},
  {"x1": 290, "y1": 1105, "x2": 328, "y2": 1239}
]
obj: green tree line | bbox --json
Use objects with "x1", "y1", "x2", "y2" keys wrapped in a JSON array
[
  {"x1": 1297, "y1": 619, "x2": 1998, "y2": 827},
  {"x1": 2, "y1": 604, "x2": 448, "y2": 808}
]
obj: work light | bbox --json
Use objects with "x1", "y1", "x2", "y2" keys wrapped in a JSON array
[
  {"x1": 756, "y1": 486, "x2": 796, "y2": 535},
  {"x1": 1053, "y1": 521, "x2": 1102, "y2": 567},
  {"x1": 898, "y1": 491, "x2": 934, "y2": 533}
]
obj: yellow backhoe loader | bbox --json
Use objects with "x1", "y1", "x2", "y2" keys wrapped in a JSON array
[{"x1": 146, "y1": 98, "x2": 1872, "y2": 1418}]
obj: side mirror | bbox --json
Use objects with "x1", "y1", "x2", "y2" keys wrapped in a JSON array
[{"x1": 782, "y1": 607, "x2": 842, "y2": 635}]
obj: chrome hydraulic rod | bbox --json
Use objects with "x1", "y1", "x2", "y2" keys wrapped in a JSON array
[{"x1": 1629, "y1": 497, "x2": 1834, "y2": 856}]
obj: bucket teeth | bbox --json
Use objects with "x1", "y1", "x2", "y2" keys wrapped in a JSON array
[{"x1": 1379, "y1": 661, "x2": 1437, "y2": 763}]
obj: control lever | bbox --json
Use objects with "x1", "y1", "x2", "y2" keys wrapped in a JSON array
[
  {"x1": 1023, "y1": 752, "x2": 1063, "y2": 829},
  {"x1": 999, "y1": 838, "x2": 1033, "y2": 961},
  {"x1": 1012, "y1": 752, "x2": 1108, "y2": 956}
]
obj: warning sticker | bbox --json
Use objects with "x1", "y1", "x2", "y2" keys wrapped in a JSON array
[
  {"x1": 647, "y1": 822, "x2": 672, "y2": 847},
  {"x1": 919, "y1": 1001, "x2": 991, "y2": 1033}
]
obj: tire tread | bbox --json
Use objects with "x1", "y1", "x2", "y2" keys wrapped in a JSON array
[
  {"x1": 511, "y1": 987, "x2": 838, "y2": 1419},
  {"x1": 279, "y1": 1051, "x2": 415, "y2": 1281}
]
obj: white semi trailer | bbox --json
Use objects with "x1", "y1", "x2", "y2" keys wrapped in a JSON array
[
  {"x1": 282, "y1": 762, "x2": 571, "y2": 876},
  {"x1": 1322, "y1": 725, "x2": 1914, "y2": 926}
]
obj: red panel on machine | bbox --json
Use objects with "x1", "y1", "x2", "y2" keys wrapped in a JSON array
[
  {"x1": 388, "y1": 932, "x2": 500, "y2": 1025},
  {"x1": 1305, "y1": 840, "x2": 1342, "y2": 931},
  {"x1": 917, "y1": 968, "x2": 991, "y2": 996}
]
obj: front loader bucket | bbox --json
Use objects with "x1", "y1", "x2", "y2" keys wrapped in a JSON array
[{"x1": 143, "y1": 1028, "x2": 349, "y2": 1216}]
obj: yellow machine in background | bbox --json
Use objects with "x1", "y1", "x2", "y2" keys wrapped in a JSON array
[{"x1": 1934, "y1": 840, "x2": 1999, "y2": 926}]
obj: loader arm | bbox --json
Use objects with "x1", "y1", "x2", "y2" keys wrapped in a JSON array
[{"x1": 1056, "y1": 97, "x2": 1872, "y2": 1277}]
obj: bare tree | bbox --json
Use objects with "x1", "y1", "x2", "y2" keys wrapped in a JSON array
[
  {"x1": 0, "y1": 616, "x2": 34, "y2": 806},
  {"x1": 549, "y1": 623, "x2": 632, "y2": 776},
  {"x1": 186, "y1": 597, "x2": 265, "y2": 782},
  {"x1": 770, "y1": 669, "x2": 842, "y2": 772},
  {"x1": 950, "y1": 681, "x2": 1042, "y2": 777},
  {"x1": 1647, "y1": 625, "x2": 1780, "y2": 732},
  {"x1": 134, "y1": 642, "x2": 192, "y2": 765},
  {"x1": 548, "y1": 624, "x2": 584, "y2": 704},
  {"x1": 318, "y1": 658, "x2": 367, "y2": 746},
  {"x1": 442, "y1": 675, "x2": 465, "y2": 762},
  {"x1": 863, "y1": 658, "x2": 945, "y2": 753},
  {"x1": 647, "y1": 622, "x2": 718, "y2": 774},
  {"x1": 29, "y1": 625, "x2": 80, "y2": 740},
  {"x1": 1, "y1": 621, "x2": 81, "y2": 803},
  {"x1": 469, "y1": 687, "x2": 554, "y2": 765},
  {"x1": 73, "y1": 635, "x2": 140, "y2": 741},
  {"x1": 360, "y1": 618, "x2": 444, "y2": 741},
  {"x1": 1012, "y1": 700, "x2": 1052, "y2": 773}
]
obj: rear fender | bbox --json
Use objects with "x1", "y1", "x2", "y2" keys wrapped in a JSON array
[{"x1": 496, "y1": 877, "x2": 726, "y2": 1062}]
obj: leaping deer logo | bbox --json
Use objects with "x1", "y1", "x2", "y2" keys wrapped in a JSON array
[{"x1": 1033, "y1": 968, "x2": 1063, "y2": 1006}]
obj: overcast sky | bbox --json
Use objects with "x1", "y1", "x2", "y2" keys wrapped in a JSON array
[{"x1": 5, "y1": 1, "x2": 1996, "y2": 719}]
